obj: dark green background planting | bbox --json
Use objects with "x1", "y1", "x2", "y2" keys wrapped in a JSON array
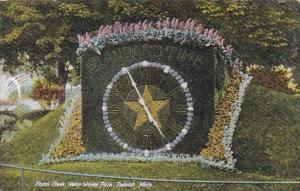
[{"x1": 80, "y1": 40, "x2": 220, "y2": 154}]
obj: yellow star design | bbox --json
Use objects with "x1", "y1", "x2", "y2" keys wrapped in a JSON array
[{"x1": 125, "y1": 85, "x2": 169, "y2": 129}]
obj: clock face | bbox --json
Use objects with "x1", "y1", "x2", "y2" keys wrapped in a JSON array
[{"x1": 102, "y1": 61, "x2": 194, "y2": 156}]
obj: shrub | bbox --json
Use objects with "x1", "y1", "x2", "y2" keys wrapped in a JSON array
[
  {"x1": 246, "y1": 64, "x2": 299, "y2": 94},
  {"x1": 0, "y1": 113, "x2": 17, "y2": 142},
  {"x1": 31, "y1": 79, "x2": 64, "y2": 109},
  {"x1": 0, "y1": 114, "x2": 16, "y2": 131}
]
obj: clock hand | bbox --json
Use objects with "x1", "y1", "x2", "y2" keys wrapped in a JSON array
[
  {"x1": 139, "y1": 100, "x2": 165, "y2": 138},
  {"x1": 124, "y1": 67, "x2": 165, "y2": 138},
  {"x1": 124, "y1": 68, "x2": 156, "y2": 125}
]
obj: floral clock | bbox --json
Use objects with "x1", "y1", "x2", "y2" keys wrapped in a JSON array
[{"x1": 102, "y1": 61, "x2": 194, "y2": 156}]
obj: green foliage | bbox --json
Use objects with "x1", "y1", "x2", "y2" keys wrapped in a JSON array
[
  {"x1": 0, "y1": 161, "x2": 299, "y2": 190},
  {"x1": 0, "y1": 85, "x2": 299, "y2": 190},
  {"x1": 0, "y1": 120, "x2": 32, "y2": 143},
  {"x1": 103, "y1": 0, "x2": 300, "y2": 67},
  {"x1": 21, "y1": 110, "x2": 50, "y2": 121},
  {"x1": 107, "y1": 0, "x2": 198, "y2": 22},
  {"x1": 0, "y1": 105, "x2": 64, "y2": 164},
  {"x1": 197, "y1": 0, "x2": 300, "y2": 66},
  {"x1": 0, "y1": 113, "x2": 17, "y2": 139},
  {"x1": 1, "y1": 0, "x2": 299, "y2": 80},
  {"x1": 0, "y1": 0, "x2": 107, "y2": 83},
  {"x1": 67, "y1": 66, "x2": 81, "y2": 85},
  {"x1": 0, "y1": 130, "x2": 17, "y2": 142},
  {"x1": 234, "y1": 84, "x2": 300, "y2": 177},
  {"x1": 58, "y1": 2, "x2": 96, "y2": 18}
]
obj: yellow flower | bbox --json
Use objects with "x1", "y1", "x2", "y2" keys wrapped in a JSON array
[
  {"x1": 287, "y1": 81, "x2": 297, "y2": 90},
  {"x1": 246, "y1": 64, "x2": 263, "y2": 73},
  {"x1": 285, "y1": 72, "x2": 293, "y2": 79}
]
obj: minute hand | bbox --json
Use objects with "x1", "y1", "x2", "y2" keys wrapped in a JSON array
[{"x1": 124, "y1": 68, "x2": 165, "y2": 138}]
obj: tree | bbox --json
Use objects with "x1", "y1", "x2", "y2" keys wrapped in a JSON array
[
  {"x1": 1, "y1": 0, "x2": 299, "y2": 95},
  {"x1": 108, "y1": 0, "x2": 300, "y2": 68},
  {"x1": 0, "y1": 0, "x2": 110, "y2": 102},
  {"x1": 196, "y1": 0, "x2": 300, "y2": 67},
  {"x1": 107, "y1": 0, "x2": 198, "y2": 22}
]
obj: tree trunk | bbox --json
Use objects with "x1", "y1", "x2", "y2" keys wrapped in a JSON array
[{"x1": 58, "y1": 61, "x2": 67, "y2": 104}]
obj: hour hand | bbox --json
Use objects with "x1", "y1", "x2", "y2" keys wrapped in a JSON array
[
  {"x1": 138, "y1": 98, "x2": 145, "y2": 106},
  {"x1": 124, "y1": 67, "x2": 165, "y2": 138}
]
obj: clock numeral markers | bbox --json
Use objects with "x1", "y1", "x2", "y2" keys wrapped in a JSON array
[
  {"x1": 165, "y1": 119, "x2": 185, "y2": 134},
  {"x1": 108, "y1": 102, "x2": 124, "y2": 110},
  {"x1": 143, "y1": 67, "x2": 151, "y2": 83},
  {"x1": 103, "y1": 62, "x2": 194, "y2": 154},
  {"x1": 110, "y1": 89, "x2": 128, "y2": 99},
  {"x1": 167, "y1": 86, "x2": 183, "y2": 97},
  {"x1": 124, "y1": 131, "x2": 135, "y2": 143},
  {"x1": 159, "y1": 73, "x2": 166, "y2": 85},
  {"x1": 172, "y1": 102, "x2": 188, "y2": 113},
  {"x1": 180, "y1": 82, "x2": 188, "y2": 89},
  {"x1": 114, "y1": 123, "x2": 129, "y2": 133},
  {"x1": 109, "y1": 117, "x2": 123, "y2": 126},
  {"x1": 126, "y1": 75, "x2": 132, "y2": 91},
  {"x1": 107, "y1": 109, "x2": 123, "y2": 114}
]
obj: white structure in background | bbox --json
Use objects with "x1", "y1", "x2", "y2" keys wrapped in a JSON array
[{"x1": 0, "y1": 72, "x2": 31, "y2": 103}]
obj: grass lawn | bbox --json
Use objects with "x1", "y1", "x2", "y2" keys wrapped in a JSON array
[
  {"x1": 0, "y1": 106, "x2": 64, "y2": 165},
  {"x1": 1, "y1": 161, "x2": 299, "y2": 191},
  {"x1": 234, "y1": 84, "x2": 300, "y2": 177},
  {"x1": 0, "y1": 84, "x2": 299, "y2": 190}
]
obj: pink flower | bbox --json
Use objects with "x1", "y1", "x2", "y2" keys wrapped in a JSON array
[
  {"x1": 148, "y1": 21, "x2": 153, "y2": 29},
  {"x1": 84, "y1": 32, "x2": 91, "y2": 44},
  {"x1": 142, "y1": 19, "x2": 148, "y2": 30},
  {"x1": 233, "y1": 58, "x2": 243, "y2": 71},
  {"x1": 215, "y1": 37, "x2": 225, "y2": 46},
  {"x1": 113, "y1": 21, "x2": 122, "y2": 33},
  {"x1": 178, "y1": 21, "x2": 185, "y2": 30},
  {"x1": 134, "y1": 21, "x2": 142, "y2": 31},
  {"x1": 171, "y1": 18, "x2": 176, "y2": 28},
  {"x1": 77, "y1": 35, "x2": 84, "y2": 44},
  {"x1": 156, "y1": 21, "x2": 162, "y2": 29},
  {"x1": 203, "y1": 28, "x2": 209, "y2": 36},
  {"x1": 98, "y1": 25, "x2": 104, "y2": 37},
  {"x1": 162, "y1": 17, "x2": 170, "y2": 29},
  {"x1": 196, "y1": 24, "x2": 204, "y2": 33},
  {"x1": 190, "y1": 20, "x2": 195, "y2": 30},
  {"x1": 129, "y1": 23, "x2": 135, "y2": 32},
  {"x1": 79, "y1": 18, "x2": 234, "y2": 57},
  {"x1": 207, "y1": 29, "x2": 215, "y2": 38},
  {"x1": 184, "y1": 18, "x2": 192, "y2": 30},
  {"x1": 223, "y1": 45, "x2": 233, "y2": 55},
  {"x1": 123, "y1": 22, "x2": 129, "y2": 33}
]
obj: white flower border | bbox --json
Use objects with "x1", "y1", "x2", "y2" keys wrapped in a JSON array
[
  {"x1": 222, "y1": 73, "x2": 252, "y2": 168},
  {"x1": 40, "y1": 152, "x2": 233, "y2": 170},
  {"x1": 40, "y1": 74, "x2": 251, "y2": 170}
]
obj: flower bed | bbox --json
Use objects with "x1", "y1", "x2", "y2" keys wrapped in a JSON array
[
  {"x1": 40, "y1": 18, "x2": 252, "y2": 170},
  {"x1": 42, "y1": 94, "x2": 85, "y2": 160},
  {"x1": 247, "y1": 64, "x2": 299, "y2": 94}
]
